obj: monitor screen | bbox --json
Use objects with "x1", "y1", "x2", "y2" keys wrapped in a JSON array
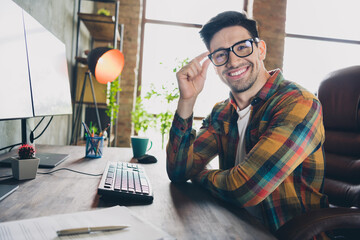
[
  {"x1": 0, "y1": 0, "x2": 33, "y2": 120},
  {"x1": 23, "y1": 10, "x2": 72, "y2": 117},
  {"x1": 0, "y1": 1, "x2": 72, "y2": 120}
]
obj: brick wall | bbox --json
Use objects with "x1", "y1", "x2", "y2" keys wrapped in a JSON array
[
  {"x1": 116, "y1": 0, "x2": 142, "y2": 147},
  {"x1": 252, "y1": 0, "x2": 287, "y2": 70}
]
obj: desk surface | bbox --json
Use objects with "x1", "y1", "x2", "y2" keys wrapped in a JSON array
[{"x1": 0, "y1": 145, "x2": 277, "y2": 240}]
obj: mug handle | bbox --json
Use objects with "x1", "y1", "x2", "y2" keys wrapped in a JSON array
[{"x1": 146, "y1": 140, "x2": 152, "y2": 152}]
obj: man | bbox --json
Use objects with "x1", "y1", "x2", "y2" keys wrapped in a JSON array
[{"x1": 166, "y1": 11, "x2": 328, "y2": 235}]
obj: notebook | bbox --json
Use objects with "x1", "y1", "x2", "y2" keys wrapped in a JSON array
[
  {"x1": 0, "y1": 184, "x2": 19, "y2": 202},
  {"x1": 36, "y1": 153, "x2": 69, "y2": 168}
]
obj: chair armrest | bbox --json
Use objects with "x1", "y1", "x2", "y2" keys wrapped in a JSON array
[
  {"x1": 324, "y1": 178, "x2": 360, "y2": 208},
  {"x1": 275, "y1": 208, "x2": 360, "y2": 240}
]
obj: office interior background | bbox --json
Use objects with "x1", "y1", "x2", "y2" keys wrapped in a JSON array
[{"x1": 1, "y1": 0, "x2": 359, "y2": 153}]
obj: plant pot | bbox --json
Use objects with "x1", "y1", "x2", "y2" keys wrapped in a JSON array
[{"x1": 11, "y1": 157, "x2": 40, "y2": 180}]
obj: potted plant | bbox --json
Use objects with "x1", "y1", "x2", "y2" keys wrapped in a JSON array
[{"x1": 11, "y1": 144, "x2": 40, "y2": 180}]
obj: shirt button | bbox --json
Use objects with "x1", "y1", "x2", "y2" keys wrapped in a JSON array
[
  {"x1": 252, "y1": 98, "x2": 259, "y2": 105},
  {"x1": 180, "y1": 127, "x2": 185, "y2": 131}
]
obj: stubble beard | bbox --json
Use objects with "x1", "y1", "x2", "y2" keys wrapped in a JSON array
[{"x1": 223, "y1": 64, "x2": 258, "y2": 94}]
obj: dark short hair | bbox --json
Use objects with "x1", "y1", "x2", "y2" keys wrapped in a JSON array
[{"x1": 199, "y1": 11, "x2": 259, "y2": 50}]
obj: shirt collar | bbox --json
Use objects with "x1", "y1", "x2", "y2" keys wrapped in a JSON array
[
  {"x1": 255, "y1": 69, "x2": 282, "y2": 102},
  {"x1": 229, "y1": 92, "x2": 238, "y2": 109}
]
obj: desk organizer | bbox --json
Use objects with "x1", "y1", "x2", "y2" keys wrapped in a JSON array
[{"x1": 85, "y1": 136, "x2": 104, "y2": 158}]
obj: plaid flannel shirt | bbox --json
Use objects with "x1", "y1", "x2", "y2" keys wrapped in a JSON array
[{"x1": 166, "y1": 69, "x2": 328, "y2": 232}]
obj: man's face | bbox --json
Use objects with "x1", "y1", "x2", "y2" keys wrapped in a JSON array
[{"x1": 209, "y1": 26, "x2": 266, "y2": 94}]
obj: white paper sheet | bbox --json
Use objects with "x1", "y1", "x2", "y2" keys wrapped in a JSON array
[{"x1": 0, "y1": 206, "x2": 174, "y2": 240}]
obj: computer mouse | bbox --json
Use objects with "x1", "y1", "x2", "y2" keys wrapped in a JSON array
[{"x1": 136, "y1": 154, "x2": 157, "y2": 164}]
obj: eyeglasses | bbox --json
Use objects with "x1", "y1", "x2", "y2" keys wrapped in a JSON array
[{"x1": 208, "y1": 38, "x2": 260, "y2": 67}]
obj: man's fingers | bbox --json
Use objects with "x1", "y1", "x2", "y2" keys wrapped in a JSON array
[
  {"x1": 185, "y1": 67, "x2": 197, "y2": 79},
  {"x1": 200, "y1": 58, "x2": 211, "y2": 78},
  {"x1": 177, "y1": 64, "x2": 197, "y2": 80},
  {"x1": 194, "y1": 51, "x2": 210, "y2": 63},
  {"x1": 188, "y1": 51, "x2": 210, "y2": 78},
  {"x1": 177, "y1": 51, "x2": 210, "y2": 82},
  {"x1": 188, "y1": 61, "x2": 201, "y2": 78}
]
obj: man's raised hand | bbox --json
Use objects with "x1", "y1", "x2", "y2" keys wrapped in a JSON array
[
  {"x1": 176, "y1": 52, "x2": 211, "y2": 101},
  {"x1": 175, "y1": 52, "x2": 211, "y2": 119}
]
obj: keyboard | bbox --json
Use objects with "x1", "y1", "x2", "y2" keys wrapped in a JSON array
[{"x1": 97, "y1": 161, "x2": 153, "y2": 204}]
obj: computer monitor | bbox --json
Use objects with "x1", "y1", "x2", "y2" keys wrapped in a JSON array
[
  {"x1": 22, "y1": 4, "x2": 72, "y2": 167},
  {"x1": 0, "y1": 0, "x2": 72, "y2": 201}
]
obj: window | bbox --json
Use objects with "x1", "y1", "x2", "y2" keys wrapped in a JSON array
[
  {"x1": 283, "y1": 0, "x2": 360, "y2": 94},
  {"x1": 140, "y1": 0, "x2": 244, "y2": 118}
]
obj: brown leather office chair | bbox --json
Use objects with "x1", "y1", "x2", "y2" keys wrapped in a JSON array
[{"x1": 276, "y1": 66, "x2": 360, "y2": 240}]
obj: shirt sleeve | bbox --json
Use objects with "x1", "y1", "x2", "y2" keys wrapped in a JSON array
[
  {"x1": 166, "y1": 111, "x2": 219, "y2": 182},
  {"x1": 194, "y1": 95, "x2": 325, "y2": 207}
]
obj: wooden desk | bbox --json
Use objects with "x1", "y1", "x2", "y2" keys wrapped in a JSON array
[{"x1": 0, "y1": 145, "x2": 277, "y2": 240}]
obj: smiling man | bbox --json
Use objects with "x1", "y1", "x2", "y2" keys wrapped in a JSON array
[{"x1": 166, "y1": 11, "x2": 328, "y2": 237}]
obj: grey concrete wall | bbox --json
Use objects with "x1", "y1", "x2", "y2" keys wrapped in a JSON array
[{"x1": 0, "y1": 0, "x2": 93, "y2": 153}]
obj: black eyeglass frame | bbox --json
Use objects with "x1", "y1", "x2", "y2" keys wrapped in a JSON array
[{"x1": 208, "y1": 37, "x2": 260, "y2": 67}]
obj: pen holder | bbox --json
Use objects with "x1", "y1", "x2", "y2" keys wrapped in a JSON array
[{"x1": 85, "y1": 136, "x2": 104, "y2": 158}]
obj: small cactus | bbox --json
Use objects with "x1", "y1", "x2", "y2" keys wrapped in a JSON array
[{"x1": 18, "y1": 144, "x2": 36, "y2": 159}]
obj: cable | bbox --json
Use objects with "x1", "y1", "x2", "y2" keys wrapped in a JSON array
[
  {"x1": 1, "y1": 117, "x2": 50, "y2": 151},
  {"x1": 0, "y1": 174, "x2": 13, "y2": 179},
  {"x1": 37, "y1": 168, "x2": 102, "y2": 177},
  {"x1": 32, "y1": 117, "x2": 45, "y2": 132},
  {"x1": 1, "y1": 168, "x2": 102, "y2": 179},
  {"x1": 0, "y1": 117, "x2": 47, "y2": 151},
  {"x1": 30, "y1": 116, "x2": 53, "y2": 142},
  {"x1": 0, "y1": 143, "x2": 21, "y2": 152}
]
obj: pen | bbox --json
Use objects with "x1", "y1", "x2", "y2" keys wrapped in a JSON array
[
  {"x1": 91, "y1": 129, "x2": 95, "y2": 137},
  {"x1": 99, "y1": 123, "x2": 110, "y2": 137},
  {"x1": 56, "y1": 225, "x2": 129, "y2": 236},
  {"x1": 82, "y1": 122, "x2": 91, "y2": 137}
]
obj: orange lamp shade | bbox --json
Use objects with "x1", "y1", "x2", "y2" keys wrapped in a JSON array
[{"x1": 87, "y1": 47, "x2": 124, "y2": 84}]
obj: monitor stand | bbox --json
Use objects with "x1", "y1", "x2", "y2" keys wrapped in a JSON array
[
  {"x1": 0, "y1": 119, "x2": 69, "y2": 168},
  {"x1": 0, "y1": 119, "x2": 67, "y2": 202}
]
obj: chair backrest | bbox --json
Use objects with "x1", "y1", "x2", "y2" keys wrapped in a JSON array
[
  {"x1": 318, "y1": 65, "x2": 360, "y2": 132},
  {"x1": 317, "y1": 65, "x2": 360, "y2": 208}
]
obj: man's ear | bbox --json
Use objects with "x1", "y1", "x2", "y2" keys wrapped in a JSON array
[{"x1": 258, "y1": 40, "x2": 267, "y2": 61}]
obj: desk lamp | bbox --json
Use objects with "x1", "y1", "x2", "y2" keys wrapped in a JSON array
[
  {"x1": 87, "y1": 47, "x2": 124, "y2": 84},
  {"x1": 71, "y1": 47, "x2": 124, "y2": 145}
]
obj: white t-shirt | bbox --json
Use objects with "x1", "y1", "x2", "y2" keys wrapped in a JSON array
[
  {"x1": 235, "y1": 104, "x2": 263, "y2": 223},
  {"x1": 235, "y1": 105, "x2": 251, "y2": 165}
]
